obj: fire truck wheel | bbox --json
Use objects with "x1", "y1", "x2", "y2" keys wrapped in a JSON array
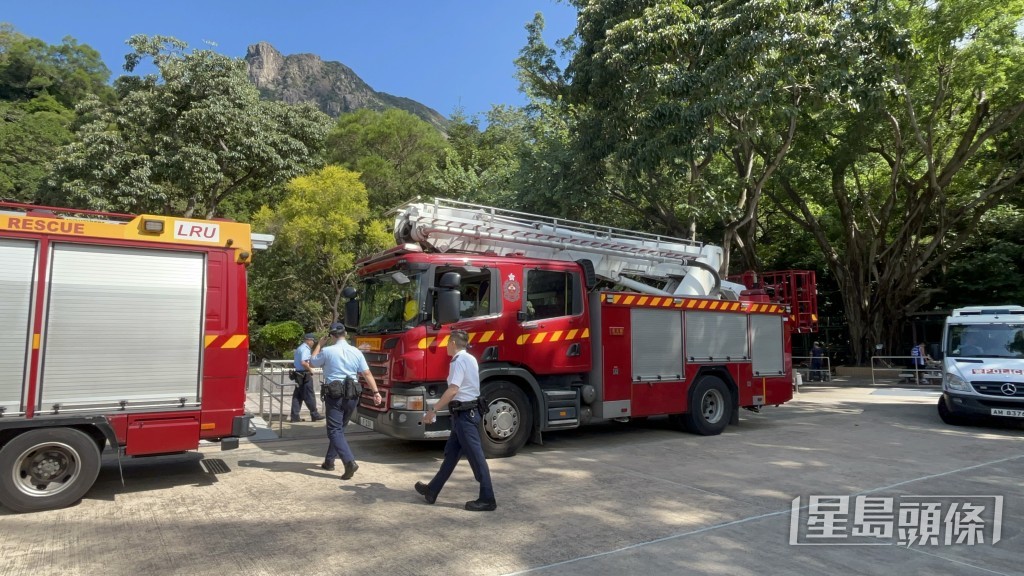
[
  {"x1": 0, "y1": 427, "x2": 102, "y2": 513},
  {"x1": 480, "y1": 380, "x2": 533, "y2": 459},
  {"x1": 684, "y1": 376, "x2": 732, "y2": 436}
]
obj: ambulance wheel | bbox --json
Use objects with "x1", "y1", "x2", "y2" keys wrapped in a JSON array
[
  {"x1": 0, "y1": 427, "x2": 102, "y2": 513},
  {"x1": 685, "y1": 376, "x2": 732, "y2": 436},
  {"x1": 937, "y1": 396, "x2": 965, "y2": 426},
  {"x1": 480, "y1": 380, "x2": 533, "y2": 458}
]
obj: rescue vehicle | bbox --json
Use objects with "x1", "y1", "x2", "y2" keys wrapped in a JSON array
[
  {"x1": 0, "y1": 202, "x2": 271, "y2": 512},
  {"x1": 347, "y1": 199, "x2": 817, "y2": 457}
]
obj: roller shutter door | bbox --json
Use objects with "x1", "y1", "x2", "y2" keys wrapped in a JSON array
[
  {"x1": 40, "y1": 244, "x2": 205, "y2": 409},
  {"x1": 0, "y1": 239, "x2": 37, "y2": 415},
  {"x1": 751, "y1": 315, "x2": 784, "y2": 376}
]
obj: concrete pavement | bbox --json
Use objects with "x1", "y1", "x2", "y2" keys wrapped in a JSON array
[{"x1": 1, "y1": 380, "x2": 1021, "y2": 576}]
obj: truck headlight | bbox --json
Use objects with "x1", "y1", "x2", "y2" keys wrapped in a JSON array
[
  {"x1": 390, "y1": 394, "x2": 424, "y2": 411},
  {"x1": 944, "y1": 372, "x2": 969, "y2": 392}
]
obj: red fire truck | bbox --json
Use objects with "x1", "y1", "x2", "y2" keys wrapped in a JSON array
[
  {"x1": 0, "y1": 202, "x2": 271, "y2": 512},
  {"x1": 348, "y1": 199, "x2": 817, "y2": 457}
]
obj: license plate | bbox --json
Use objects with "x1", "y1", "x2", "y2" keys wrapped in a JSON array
[
  {"x1": 358, "y1": 416, "x2": 375, "y2": 430},
  {"x1": 991, "y1": 408, "x2": 1024, "y2": 418}
]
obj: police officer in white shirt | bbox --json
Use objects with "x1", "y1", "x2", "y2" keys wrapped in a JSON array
[
  {"x1": 309, "y1": 323, "x2": 381, "y2": 480},
  {"x1": 415, "y1": 329, "x2": 496, "y2": 511}
]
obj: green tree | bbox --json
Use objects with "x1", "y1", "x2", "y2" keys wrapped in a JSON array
[
  {"x1": 0, "y1": 24, "x2": 113, "y2": 107},
  {"x1": 0, "y1": 95, "x2": 74, "y2": 200},
  {"x1": 251, "y1": 166, "x2": 393, "y2": 325},
  {"x1": 769, "y1": 0, "x2": 1024, "y2": 362},
  {"x1": 326, "y1": 108, "x2": 447, "y2": 213},
  {"x1": 47, "y1": 35, "x2": 332, "y2": 218}
]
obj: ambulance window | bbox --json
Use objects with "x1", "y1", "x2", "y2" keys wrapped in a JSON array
[{"x1": 524, "y1": 270, "x2": 580, "y2": 320}]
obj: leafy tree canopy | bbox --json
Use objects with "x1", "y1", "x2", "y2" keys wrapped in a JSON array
[
  {"x1": 0, "y1": 23, "x2": 114, "y2": 107},
  {"x1": 326, "y1": 108, "x2": 447, "y2": 213},
  {"x1": 46, "y1": 35, "x2": 332, "y2": 218},
  {"x1": 251, "y1": 166, "x2": 393, "y2": 325}
]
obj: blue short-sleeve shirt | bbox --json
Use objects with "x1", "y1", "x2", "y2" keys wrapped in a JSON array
[{"x1": 309, "y1": 339, "x2": 369, "y2": 382}]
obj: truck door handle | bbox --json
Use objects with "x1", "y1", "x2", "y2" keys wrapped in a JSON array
[{"x1": 566, "y1": 343, "x2": 581, "y2": 357}]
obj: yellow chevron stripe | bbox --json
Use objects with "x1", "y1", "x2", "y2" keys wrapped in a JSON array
[
  {"x1": 582, "y1": 328, "x2": 590, "y2": 338},
  {"x1": 549, "y1": 330, "x2": 563, "y2": 342},
  {"x1": 662, "y1": 298, "x2": 672, "y2": 307},
  {"x1": 418, "y1": 337, "x2": 434, "y2": 350},
  {"x1": 533, "y1": 333, "x2": 547, "y2": 344},
  {"x1": 205, "y1": 335, "x2": 218, "y2": 348},
  {"x1": 498, "y1": 333, "x2": 505, "y2": 341},
  {"x1": 567, "y1": 329, "x2": 579, "y2": 340},
  {"x1": 480, "y1": 330, "x2": 495, "y2": 343},
  {"x1": 650, "y1": 297, "x2": 662, "y2": 306},
  {"x1": 222, "y1": 335, "x2": 247, "y2": 349},
  {"x1": 812, "y1": 314, "x2": 818, "y2": 321},
  {"x1": 698, "y1": 300, "x2": 709, "y2": 309},
  {"x1": 438, "y1": 335, "x2": 450, "y2": 347},
  {"x1": 517, "y1": 334, "x2": 531, "y2": 345},
  {"x1": 623, "y1": 295, "x2": 635, "y2": 305},
  {"x1": 638, "y1": 296, "x2": 649, "y2": 305}
]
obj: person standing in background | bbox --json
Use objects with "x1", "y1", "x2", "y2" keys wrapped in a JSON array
[
  {"x1": 810, "y1": 342, "x2": 825, "y2": 382},
  {"x1": 290, "y1": 333, "x2": 323, "y2": 423}
]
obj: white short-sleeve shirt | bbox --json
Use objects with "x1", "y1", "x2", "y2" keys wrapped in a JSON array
[{"x1": 448, "y1": 350, "x2": 480, "y2": 402}]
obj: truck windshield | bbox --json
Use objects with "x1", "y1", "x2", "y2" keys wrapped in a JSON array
[
  {"x1": 947, "y1": 324, "x2": 1024, "y2": 359},
  {"x1": 356, "y1": 271, "x2": 424, "y2": 334}
]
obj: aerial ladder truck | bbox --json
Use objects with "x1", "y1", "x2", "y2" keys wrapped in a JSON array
[{"x1": 345, "y1": 199, "x2": 817, "y2": 457}]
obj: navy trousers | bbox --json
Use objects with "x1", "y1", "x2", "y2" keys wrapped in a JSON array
[
  {"x1": 324, "y1": 395, "x2": 358, "y2": 465},
  {"x1": 427, "y1": 406, "x2": 494, "y2": 502},
  {"x1": 290, "y1": 371, "x2": 321, "y2": 420}
]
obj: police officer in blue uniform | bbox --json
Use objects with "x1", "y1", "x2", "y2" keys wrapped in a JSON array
[
  {"x1": 290, "y1": 333, "x2": 323, "y2": 422},
  {"x1": 309, "y1": 323, "x2": 382, "y2": 479},
  {"x1": 415, "y1": 329, "x2": 496, "y2": 511}
]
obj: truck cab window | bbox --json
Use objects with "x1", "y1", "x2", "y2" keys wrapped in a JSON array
[
  {"x1": 525, "y1": 270, "x2": 579, "y2": 320},
  {"x1": 432, "y1": 267, "x2": 496, "y2": 320}
]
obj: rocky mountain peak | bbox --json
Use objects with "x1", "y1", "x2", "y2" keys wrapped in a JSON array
[{"x1": 243, "y1": 42, "x2": 447, "y2": 131}]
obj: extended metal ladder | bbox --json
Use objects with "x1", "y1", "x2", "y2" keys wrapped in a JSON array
[{"x1": 393, "y1": 198, "x2": 743, "y2": 298}]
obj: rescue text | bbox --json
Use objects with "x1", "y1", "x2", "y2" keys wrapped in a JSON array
[{"x1": 6, "y1": 217, "x2": 86, "y2": 235}]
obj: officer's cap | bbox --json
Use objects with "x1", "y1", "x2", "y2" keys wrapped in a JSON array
[
  {"x1": 303, "y1": 333, "x2": 316, "y2": 341},
  {"x1": 328, "y1": 323, "x2": 346, "y2": 335}
]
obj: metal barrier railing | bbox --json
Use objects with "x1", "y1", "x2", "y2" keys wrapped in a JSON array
[
  {"x1": 870, "y1": 356, "x2": 942, "y2": 386},
  {"x1": 793, "y1": 355, "x2": 832, "y2": 384},
  {"x1": 257, "y1": 359, "x2": 323, "y2": 437}
]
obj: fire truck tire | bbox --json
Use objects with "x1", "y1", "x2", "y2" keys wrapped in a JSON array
[
  {"x1": 0, "y1": 427, "x2": 102, "y2": 513},
  {"x1": 684, "y1": 377, "x2": 732, "y2": 436},
  {"x1": 480, "y1": 380, "x2": 533, "y2": 458}
]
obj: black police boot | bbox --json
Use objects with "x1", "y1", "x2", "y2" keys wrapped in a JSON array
[
  {"x1": 465, "y1": 499, "x2": 497, "y2": 512},
  {"x1": 341, "y1": 460, "x2": 359, "y2": 480},
  {"x1": 320, "y1": 460, "x2": 335, "y2": 471},
  {"x1": 415, "y1": 482, "x2": 437, "y2": 504}
]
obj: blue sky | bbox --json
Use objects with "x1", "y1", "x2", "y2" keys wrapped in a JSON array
[{"x1": 3, "y1": 1, "x2": 578, "y2": 119}]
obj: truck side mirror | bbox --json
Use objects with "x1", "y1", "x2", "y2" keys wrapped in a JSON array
[
  {"x1": 435, "y1": 272, "x2": 461, "y2": 325},
  {"x1": 343, "y1": 287, "x2": 359, "y2": 329}
]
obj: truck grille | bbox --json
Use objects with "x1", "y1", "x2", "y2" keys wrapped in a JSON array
[{"x1": 971, "y1": 382, "x2": 1024, "y2": 398}]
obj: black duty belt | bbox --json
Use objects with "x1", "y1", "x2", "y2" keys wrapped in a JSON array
[{"x1": 449, "y1": 398, "x2": 481, "y2": 412}]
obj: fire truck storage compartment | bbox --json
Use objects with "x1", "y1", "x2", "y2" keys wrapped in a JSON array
[
  {"x1": 0, "y1": 238, "x2": 37, "y2": 416},
  {"x1": 685, "y1": 311, "x2": 749, "y2": 361},
  {"x1": 750, "y1": 315, "x2": 784, "y2": 376},
  {"x1": 124, "y1": 413, "x2": 201, "y2": 455},
  {"x1": 630, "y1": 307, "x2": 683, "y2": 381},
  {"x1": 40, "y1": 244, "x2": 205, "y2": 410}
]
